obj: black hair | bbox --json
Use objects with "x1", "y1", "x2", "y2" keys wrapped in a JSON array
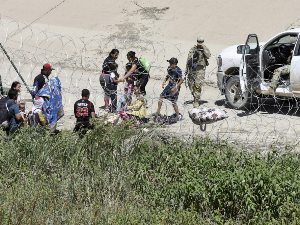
[
  {"x1": 109, "y1": 49, "x2": 119, "y2": 57},
  {"x1": 125, "y1": 62, "x2": 132, "y2": 70},
  {"x1": 109, "y1": 63, "x2": 118, "y2": 71},
  {"x1": 82, "y1": 89, "x2": 90, "y2": 97},
  {"x1": 127, "y1": 51, "x2": 136, "y2": 59},
  {"x1": 8, "y1": 89, "x2": 18, "y2": 99},
  {"x1": 11, "y1": 81, "x2": 20, "y2": 89},
  {"x1": 133, "y1": 85, "x2": 140, "y2": 90}
]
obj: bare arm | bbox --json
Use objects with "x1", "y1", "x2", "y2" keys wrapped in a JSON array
[
  {"x1": 91, "y1": 112, "x2": 96, "y2": 118},
  {"x1": 112, "y1": 77, "x2": 119, "y2": 83},
  {"x1": 162, "y1": 75, "x2": 169, "y2": 88},
  {"x1": 176, "y1": 77, "x2": 184, "y2": 88},
  {"x1": 120, "y1": 64, "x2": 137, "y2": 81}
]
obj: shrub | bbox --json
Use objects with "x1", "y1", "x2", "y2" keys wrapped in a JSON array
[{"x1": 0, "y1": 121, "x2": 299, "y2": 223}]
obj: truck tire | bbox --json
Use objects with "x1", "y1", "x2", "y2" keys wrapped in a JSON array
[{"x1": 225, "y1": 76, "x2": 249, "y2": 109}]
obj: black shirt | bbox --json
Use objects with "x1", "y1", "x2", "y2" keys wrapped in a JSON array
[
  {"x1": 33, "y1": 71, "x2": 49, "y2": 94},
  {"x1": 74, "y1": 99, "x2": 95, "y2": 125},
  {"x1": 102, "y1": 56, "x2": 115, "y2": 74},
  {"x1": 132, "y1": 58, "x2": 149, "y2": 76}
]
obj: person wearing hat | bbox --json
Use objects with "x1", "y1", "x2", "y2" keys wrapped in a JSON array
[
  {"x1": 186, "y1": 36, "x2": 211, "y2": 107},
  {"x1": 152, "y1": 57, "x2": 183, "y2": 121},
  {"x1": 31, "y1": 63, "x2": 55, "y2": 98}
]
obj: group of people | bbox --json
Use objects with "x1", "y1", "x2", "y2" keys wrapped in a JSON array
[
  {"x1": 2, "y1": 63, "x2": 64, "y2": 135},
  {"x1": 98, "y1": 36, "x2": 211, "y2": 119},
  {"x1": 2, "y1": 36, "x2": 211, "y2": 136}
]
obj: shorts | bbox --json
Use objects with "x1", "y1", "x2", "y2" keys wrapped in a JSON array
[{"x1": 161, "y1": 83, "x2": 180, "y2": 103}]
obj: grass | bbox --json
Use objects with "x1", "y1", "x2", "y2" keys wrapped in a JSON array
[{"x1": 0, "y1": 118, "x2": 300, "y2": 224}]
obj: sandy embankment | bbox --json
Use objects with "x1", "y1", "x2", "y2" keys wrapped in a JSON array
[{"x1": 1, "y1": 1, "x2": 300, "y2": 150}]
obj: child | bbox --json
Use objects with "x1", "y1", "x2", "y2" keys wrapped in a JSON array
[
  {"x1": 19, "y1": 102, "x2": 28, "y2": 126},
  {"x1": 122, "y1": 85, "x2": 148, "y2": 123},
  {"x1": 74, "y1": 89, "x2": 96, "y2": 137},
  {"x1": 124, "y1": 63, "x2": 136, "y2": 105},
  {"x1": 99, "y1": 63, "x2": 119, "y2": 112},
  {"x1": 152, "y1": 57, "x2": 183, "y2": 121},
  {"x1": 31, "y1": 96, "x2": 49, "y2": 128}
]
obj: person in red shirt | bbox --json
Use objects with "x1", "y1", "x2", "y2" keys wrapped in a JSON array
[{"x1": 74, "y1": 89, "x2": 95, "y2": 137}]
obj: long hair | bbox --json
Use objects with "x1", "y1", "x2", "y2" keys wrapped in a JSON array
[
  {"x1": 127, "y1": 51, "x2": 136, "y2": 59},
  {"x1": 11, "y1": 81, "x2": 20, "y2": 89},
  {"x1": 109, "y1": 49, "x2": 119, "y2": 57}
]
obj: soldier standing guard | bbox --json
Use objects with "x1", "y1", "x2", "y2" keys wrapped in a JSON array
[{"x1": 186, "y1": 36, "x2": 211, "y2": 107}]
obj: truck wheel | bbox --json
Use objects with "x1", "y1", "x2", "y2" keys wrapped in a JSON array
[{"x1": 225, "y1": 76, "x2": 249, "y2": 109}]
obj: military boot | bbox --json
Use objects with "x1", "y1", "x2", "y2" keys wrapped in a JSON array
[{"x1": 193, "y1": 97, "x2": 200, "y2": 108}]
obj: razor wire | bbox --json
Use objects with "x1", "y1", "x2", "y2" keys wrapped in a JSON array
[{"x1": 1, "y1": 17, "x2": 300, "y2": 151}]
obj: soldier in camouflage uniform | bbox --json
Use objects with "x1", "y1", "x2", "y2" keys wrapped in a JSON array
[
  {"x1": 186, "y1": 36, "x2": 211, "y2": 107},
  {"x1": 259, "y1": 51, "x2": 293, "y2": 95}
]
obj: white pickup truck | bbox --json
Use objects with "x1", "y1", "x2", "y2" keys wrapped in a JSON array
[{"x1": 216, "y1": 29, "x2": 300, "y2": 109}]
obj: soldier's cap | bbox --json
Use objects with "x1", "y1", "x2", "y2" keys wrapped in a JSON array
[
  {"x1": 197, "y1": 36, "x2": 204, "y2": 44},
  {"x1": 43, "y1": 63, "x2": 55, "y2": 70},
  {"x1": 167, "y1": 57, "x2": 178, "y2": 64}
]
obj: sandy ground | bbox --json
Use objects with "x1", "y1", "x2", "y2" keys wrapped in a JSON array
[{"x1": 1, "y1": 0, "x2": 300, "y2": 150}]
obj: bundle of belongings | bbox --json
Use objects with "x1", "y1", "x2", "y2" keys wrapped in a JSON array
[
  {"x1": 154, "y1": 113, "x2": 183, "y2": 125},
  {"x1": 188, "y1": 107, "x2": 228, "y2": 125}
]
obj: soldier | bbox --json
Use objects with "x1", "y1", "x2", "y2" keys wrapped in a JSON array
[
  {"x1": 259, "y1": 49, "x2": 293, "y2": 95},
  {"x1": 186, "y1": 36, "x2": 211, "y2": 107}
]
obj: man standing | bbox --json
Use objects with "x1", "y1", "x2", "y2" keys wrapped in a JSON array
[
  {"x1": 31, "y1": 63, "x2": 55, "y2": 98},
  {"x1": 74, "y1": 89, "x2": 95, "y2": 137},
  {"x1": 186, "y1": 36, "x2": 211, "y2": 107}
]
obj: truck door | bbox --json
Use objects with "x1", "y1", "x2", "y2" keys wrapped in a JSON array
[
  {"x1": 290, "y1": 33, "x2": 300, "y2": 96},
  {"x1": 240, "y1": 34, "x2": 260, "y2": 92}
]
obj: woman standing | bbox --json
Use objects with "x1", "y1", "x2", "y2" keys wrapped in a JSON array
[
  {"x1": 119, "y1": 51, "x2": 150, "y2": 96},
  {"x1": 100, "y1": 49, "x2": 119, "y2": 110}
]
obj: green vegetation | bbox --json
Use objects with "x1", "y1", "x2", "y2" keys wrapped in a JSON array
[{"x1": 0, "y1": 119, "x2": 300, "y2": 224}]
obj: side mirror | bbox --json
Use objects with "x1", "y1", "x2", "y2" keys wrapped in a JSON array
[{"x1": 237, "y1": 45, "x2": 244, "y2": 54}]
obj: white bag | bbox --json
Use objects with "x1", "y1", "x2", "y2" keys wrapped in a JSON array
[{"x1": 188, "y1": 107, "x2": 229, "y2": 125}]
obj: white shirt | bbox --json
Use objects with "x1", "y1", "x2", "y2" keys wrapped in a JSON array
[{"x1": 110, "y1": 72, "x2": 116, "y2": 83}]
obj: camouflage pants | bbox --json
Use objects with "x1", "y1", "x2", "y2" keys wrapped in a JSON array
[
  {"x1": 270, "y1": 65, "x2": 290, "y2": 89},
  {"x1": 187, "y1": 69, "x2": 205, "y2": 99}
]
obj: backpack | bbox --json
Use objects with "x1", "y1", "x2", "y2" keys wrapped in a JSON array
[
  {"x1": 0, "y1": 97, "x2": 15, "y2": 131},
  {"x1": 139, "y1": 58, "x2": 151, "y2": 72}
]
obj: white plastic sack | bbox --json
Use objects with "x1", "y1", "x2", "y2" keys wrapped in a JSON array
[{"x1": 188, "y1": 107, "x2": 229, "y2": 125}]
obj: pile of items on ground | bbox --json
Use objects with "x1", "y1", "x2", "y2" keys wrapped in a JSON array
[{"x1": 188, "y1": 107, "x2": 228, "y2": 125}]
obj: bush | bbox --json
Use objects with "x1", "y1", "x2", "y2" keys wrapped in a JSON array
[{"x1": 0, "y1": 120, "x2": 299, "y2": 223}]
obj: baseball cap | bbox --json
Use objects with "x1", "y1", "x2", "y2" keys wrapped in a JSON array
[
  {"x1": 167, "y1": 57, "x2": 178, "y2": 64},
  {"x1": 43, "y1": 63, "x2": 55, "y2": 70},
  {"x1": 197, "y1": 36, "x2": 204, "y2": 44}
]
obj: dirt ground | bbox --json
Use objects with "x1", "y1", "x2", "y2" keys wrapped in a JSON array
[{"x1": 1, "y1": 0, "x2": 300, "y2": 150}]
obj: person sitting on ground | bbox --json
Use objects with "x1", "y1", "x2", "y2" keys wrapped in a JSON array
[
  {"x1": 31, "y1": 96, "x2": 49, "y2": 128},
  {"x1": 100, "y1": 63, "x2": 119, "y2": 112},
  {"x1": 19, "y1": 102, "x2": 28, "y2": 126},
  {"x1": 31, "y1": 63, "x2": 55, "y2": 98},
  {"x1": 7, "y1": 89, "x2": 24, "y2": 134},
  {"x1": 73, "y1": 89, "x2": 95, "y2": 136},
  {"x1": 122, "y1": 85, "x2": 147, "y2": 123},
  {"x1": 152, "y1": 57, "x2": 183, "y2": 121}
]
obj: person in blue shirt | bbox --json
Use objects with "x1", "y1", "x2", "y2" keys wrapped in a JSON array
[
  {"x1": 7, "y1": 89, "x2": 24, "y2": 134},
  {"x1": 152, "y1": 57, "x2": 183, "y2": 121}
]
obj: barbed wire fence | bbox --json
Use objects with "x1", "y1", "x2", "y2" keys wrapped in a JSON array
[{"x1": 1, "y1": 17, "x2": 300, "y2": 151}]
